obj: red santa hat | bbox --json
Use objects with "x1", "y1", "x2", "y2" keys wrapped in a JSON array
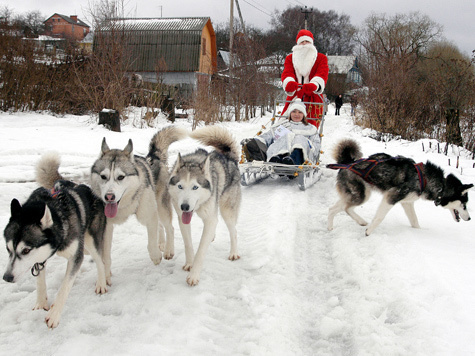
[
  {"x1": 286, "y1": 99, "x2": 307, "y2": 118},
  {"x1": 296, "y1": 29, "x2": 314, "y2": 45}
]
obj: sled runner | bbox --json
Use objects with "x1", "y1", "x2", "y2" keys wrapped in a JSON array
[{"x1": 240, "y1": 96, "x2": 326, "y2": 191}]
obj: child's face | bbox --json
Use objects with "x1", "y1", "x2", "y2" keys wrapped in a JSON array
[{"x1": 290, "y1": 109, "x2": 304, "y2": 122}]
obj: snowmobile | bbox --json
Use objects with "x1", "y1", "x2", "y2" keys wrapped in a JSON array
[{"x1": 239, "y1": 95, "x2": 326, "y2": 191}]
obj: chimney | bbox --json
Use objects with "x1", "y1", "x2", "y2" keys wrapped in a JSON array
[{"x1": 70, "y1": 15, "x2": 78, "y2": 22}]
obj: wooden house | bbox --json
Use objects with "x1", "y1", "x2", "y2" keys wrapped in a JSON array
[
  {"x1": 95, "y1": 17, "x2": 217, "y2": 93},
  {"x1": 44, "y1": 14, "x2": 90, "y2": 41}
]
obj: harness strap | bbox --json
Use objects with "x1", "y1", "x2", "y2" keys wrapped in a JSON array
[
  {"x1": 327, "y1": 158, "x2": 426, "y2": 192},
  {"x1": 414, "y1": 162, "x2": 426, "y2": 192},
  {"x1": 50, "y1": 187, "x2": 60, "y2": 198}
]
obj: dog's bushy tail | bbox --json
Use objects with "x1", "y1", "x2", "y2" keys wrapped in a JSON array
[
  {"x1": 332, "y1": 138, "x2": 363, "y2": 164},
  {"x1": 190, "y1": 126, "x2": 240, "y2": 162},
  {"x1": 35, "y1": 151, "x2": 63, "y2": 189},
  {"x1": 148, "y1": 126, "x2": 188, "y2": 163}
]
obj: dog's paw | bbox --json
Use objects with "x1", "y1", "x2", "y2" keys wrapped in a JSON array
[
  {"x1": 182, "y1": 263, "x2": 192, "y2": 271},
  {"x1": 33, "y1": 299, "x2": 49, "y2": 311},
  {"x1": 186, "y1": 273, "x2": 200, "y2": 286},
  {"x1": 45, "y1": 307, "x2": 61, "y2": 328},
  {"x1": 164, "y1": 250, "x2": 175, "y2": 260},
  {"x1": 228, "y1": 253, "x2": 240, "y2": 261},
  {"x1": 95, "y1": 282, "x2": 108, "y2": 294},
  {"x1": 148, "y1": 249, "x2": 162, "y2": 265}
]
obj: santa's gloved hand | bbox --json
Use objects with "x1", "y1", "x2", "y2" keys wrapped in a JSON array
[
  {"x1": 285, "y1": 81, "x2": 299, "y2": 93},
  {"x1": 302, "y1": 83, "x2": 318, "y2": 95}
]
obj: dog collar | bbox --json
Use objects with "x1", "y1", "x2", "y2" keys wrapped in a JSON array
[{"x1": 31, "y1": 262, "x2": 45, "y2": 277}]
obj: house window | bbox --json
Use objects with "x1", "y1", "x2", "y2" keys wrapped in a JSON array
[{"x1": 202, "y1": 38, "x2": 206, "y2": 56}]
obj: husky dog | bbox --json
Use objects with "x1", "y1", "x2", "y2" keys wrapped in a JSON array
[
  {"x1": 327, "y1": 138, "x2": 473, "y2": 235},
  {"x1": 91, "y1": 126, "x2": 187, "y2": 285},
  {"x1": 169, "y1": 126, "x2": 241, "y2": 286},
  {"x1": 2, "y1": 152, "x2": 107, "y2": 328}
]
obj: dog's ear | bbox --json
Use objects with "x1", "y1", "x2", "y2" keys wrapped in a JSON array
[
  {"x1": 124, "y1": 139, "x2": 134, "y2": 162},
  {"x1": 10, "y1": 199, "x2": 22, "y2": 219},
  {"x1": 202, "y1": 156, "x2": 212, "y2": 179},
  {"x1": 101, "y1": 137, "x2": 110, "y2": 155},
  {"x1": 462, "y1": 183, "x2": 474, "y2": 195},
  {"x1": 170, "y1": 153, "x2": 182, "y2": 177},
  {"x1": 40, "y1": 205, "x2": 53, "y2": 230}
]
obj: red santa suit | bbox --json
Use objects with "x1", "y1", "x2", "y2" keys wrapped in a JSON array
[{"x1": 281, "y1": 29, "x2": 329, "y2": 127}]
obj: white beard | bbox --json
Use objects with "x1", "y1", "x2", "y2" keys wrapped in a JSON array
[{"x1": 291, "y1": 44, "x2": 318, "y2": 82}]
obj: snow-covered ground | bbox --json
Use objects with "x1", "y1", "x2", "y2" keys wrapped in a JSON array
[{"x1": 0, "y1": 105, "x2": 474, "y2": 355}]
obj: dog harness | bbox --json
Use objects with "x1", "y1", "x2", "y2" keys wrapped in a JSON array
[{"x1": 327, "y1": 157, "x2": 426, "y2": 192}]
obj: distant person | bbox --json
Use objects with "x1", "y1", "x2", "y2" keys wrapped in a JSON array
[
  {"x1": 281, "y1": 29, "x2": 329, "y2": 127},
  {"x1": 335, "y1": 94, "x2": 343, "y2": 116},
  {"x1": 323, "y1": 94, "x2": 330, "y2": 115},
  {"x1": 350, "y1": 94, "x2": 358, "y2": 116}
]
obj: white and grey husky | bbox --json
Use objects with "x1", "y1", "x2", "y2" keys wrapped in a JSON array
[
  {"x1": 2, "y1": 153, "x2": 108, "y2": 328},
  {"x1": 327, "y1": 138, "x2": 473, "y2": 235},
  {"x1": 91, "y1": 126, "x2": 187, "y2": 285},
  {"x1": 169, "y1": 126, "x2": 241, "y2": 286}
]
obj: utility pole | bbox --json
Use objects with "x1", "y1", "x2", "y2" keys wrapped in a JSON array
[
  {"x1": 234, "y1": 0, "x2": 246, "y2": 35},
  {"x1": 229, "y1": 0, "x2": 234, "y2": 91},
  {"x1": 301, "y1": 6, "x2": 312, "y2": 30}
]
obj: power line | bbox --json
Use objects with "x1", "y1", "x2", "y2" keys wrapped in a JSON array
[{"x1": 240, "y1": 0, "x2": 272, "y2": 17}]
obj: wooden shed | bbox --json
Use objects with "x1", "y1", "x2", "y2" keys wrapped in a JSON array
[{"x1": 95, "y1": 17, "x2": 217, "y2": 91}]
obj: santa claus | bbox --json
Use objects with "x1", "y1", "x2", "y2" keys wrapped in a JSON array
[{"x1": 281, "y1": 29, "x2": 329, "y2": 127}]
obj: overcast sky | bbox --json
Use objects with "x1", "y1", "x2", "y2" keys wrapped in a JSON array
[{"x1": 3, "y1": 0, "x2": 474, "y2": 55}]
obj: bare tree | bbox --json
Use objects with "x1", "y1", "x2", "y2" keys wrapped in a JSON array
[
  {"x1": 417, "y1": 42, "x2": 475, "y2": 146},
  {"x1": 268, "y1": 6, "x2": 356, "y2": 55},
  {"x1": 355, "y1": 12, "x2": 443, "y2": 138}
]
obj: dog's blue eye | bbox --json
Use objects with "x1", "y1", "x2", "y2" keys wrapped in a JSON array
[
  {"x1": 21, "y1": 248, "x2": 31, "y2": 255},
  {"x1": 193, "y1": 186, "x2": 198, "y2": 190},
  {"x1": 178, "y1": 184, "x2": 183, "y2": 189}
]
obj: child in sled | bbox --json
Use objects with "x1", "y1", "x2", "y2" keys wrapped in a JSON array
[{"x1": 242, "y1": 99, "x2": 320, "y2": 165}]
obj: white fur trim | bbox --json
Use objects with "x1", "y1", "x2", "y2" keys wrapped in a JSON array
[
  {"x1": 286, "y1": 101, "x2": 307, "y2": 117},
  {"x1": 292, "y1": 44, "x2": 317, "y2": 81},
  {"x1": 310, "y1": 77, "x2": 325, "y2": 94},
  {"x1": 297, "y1": 35, "x2": 313, "y2": 45},
  {"x1": 290, "y1": 127, "x2": 317, "y2": 136}
]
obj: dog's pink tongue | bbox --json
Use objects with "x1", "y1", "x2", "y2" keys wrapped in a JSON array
[
  {"x1": 105, "y1": 202, "x2": 118, "y2": 218},
  {"x1": 182, "y1": 211, "x2": 193, "y2": 224}
]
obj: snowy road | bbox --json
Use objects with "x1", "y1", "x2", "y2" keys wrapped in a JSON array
[{"x1": 1, "y1": 106, "x2": 475, "y2": 355}]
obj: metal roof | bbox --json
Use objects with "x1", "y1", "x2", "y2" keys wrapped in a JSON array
[{"x1": 102, "y1": 17, "x2": 211, "y2": 32}]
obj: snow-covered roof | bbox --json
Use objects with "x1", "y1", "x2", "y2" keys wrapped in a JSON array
[
  {"x1": 102, "y1": 17, "x2": 211, "y2": 32},
  {"x1": 218, "y1": 50, "x2": 230, "y2": 66},
  {"x1": 327, "y1": 55, "x2": 356, "y2": 74}
]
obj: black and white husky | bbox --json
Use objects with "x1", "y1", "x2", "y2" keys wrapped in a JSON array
[
  {"x1": 327, "y1": 138, "x2": 473, "y2": 235},
  {"x1": 2, "y1": 152, "x2": 107, "y2": 328},
  {"x1": 169, "y1": 126, "x2": 241, "y2": 286},
  {"x1": 90, "y1": 126, "x2": 187, "y2": 285}
]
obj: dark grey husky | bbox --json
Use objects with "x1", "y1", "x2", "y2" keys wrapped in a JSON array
[
  {"x1": 2, "y1": 152, "x2": 107, "y2": 328},
  {"x1": 327, "y1": 138, "x2": 473, "y2": 235}
]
